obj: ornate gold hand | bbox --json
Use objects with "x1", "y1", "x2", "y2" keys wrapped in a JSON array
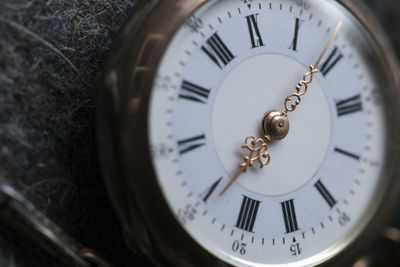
[{"x1": 220, "y1": 21, "x2": 342, "y2": 196}]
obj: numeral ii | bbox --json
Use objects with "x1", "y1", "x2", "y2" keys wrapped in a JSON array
[{"x1": 320, "y1": 46, "x2": 343, "y2": 76}]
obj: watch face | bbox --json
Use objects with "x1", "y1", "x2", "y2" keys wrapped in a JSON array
[{"x1": 147, "y1": 0, "x2": 389, "y2": 266}]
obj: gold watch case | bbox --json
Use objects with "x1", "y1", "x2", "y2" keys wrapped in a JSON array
[{"x1": 96, "y1": 0, "x2": 400, "y2": 266}]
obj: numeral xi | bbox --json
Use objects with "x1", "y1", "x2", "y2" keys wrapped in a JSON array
[
  {"x1": 236, "y1": 196, "x2": 260, "y2": 233},
  {"x1": 202, "y1": 33, "x2": 235, "y2": 69}
]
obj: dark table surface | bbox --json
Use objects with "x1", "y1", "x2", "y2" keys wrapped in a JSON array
[{"x1": 0, "y1": 0, "x2": 400, "y2": 266}]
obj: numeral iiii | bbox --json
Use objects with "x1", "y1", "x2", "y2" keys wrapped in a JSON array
[
  {"x1": 236, "y1": 196, "x2": 260, "y2": 232},
  {"x1": 314, "y1": 180, "x2": 337, "y2": 208},
  {"x1": 177, "y1": 135, "x2": 206, "y2": 155},
  {"x1": 179, "y1": 80, "x2": 210, "y2": 104},
  {"x1": 246, "y1": 14, "x2": 264, "y2": 48},
  {"x1": 281, "y1": 199, "x2": 299, "y2": 233},
  {"x1": 336, "y1": 94, "x2": 363, "y2": 116},
  {"x1": 202, "y1": 33, "x2": 235, "y2": 69}
]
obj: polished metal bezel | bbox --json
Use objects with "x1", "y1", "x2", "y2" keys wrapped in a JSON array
[{"x1": 96, "y1": 0, "x2": 400, "y2": 266}]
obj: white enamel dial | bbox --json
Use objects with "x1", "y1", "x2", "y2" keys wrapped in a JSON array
[{"x1": 148, "y1": 0, "x2": 387, "y2": 266}]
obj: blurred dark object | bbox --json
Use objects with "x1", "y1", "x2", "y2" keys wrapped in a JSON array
[{"x1": 0, "y1": 0, "x2": 400, "y2": 266}]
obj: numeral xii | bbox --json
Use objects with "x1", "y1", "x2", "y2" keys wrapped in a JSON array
[{"x1": 246, "y1": 14, "x2": 264, "y2": 48}]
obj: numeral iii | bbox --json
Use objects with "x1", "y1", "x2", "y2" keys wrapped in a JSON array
[{"x1": 281, "y1": 199, "x2": 299, "y2": 233}]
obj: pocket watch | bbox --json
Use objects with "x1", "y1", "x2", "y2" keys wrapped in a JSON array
[{"x1": 96, "y1": 0, "x2": 400, "y2": 266}]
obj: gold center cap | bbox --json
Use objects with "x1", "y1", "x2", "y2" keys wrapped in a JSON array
[{"x1": 262, "y1": 110, "x2": 290, "y2": 140}]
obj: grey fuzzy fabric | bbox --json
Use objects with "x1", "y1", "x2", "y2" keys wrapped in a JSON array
[
  {"x1": 0, "y1": 0, "x2": 150, "y2": 266},
  {"x1": 0, "y1": 0, "x2": 400, "y2": 266}
]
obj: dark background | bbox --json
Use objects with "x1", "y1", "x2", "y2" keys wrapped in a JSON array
[{"x1": 0, "y1": 0, "x2": 399, "y2": 266}]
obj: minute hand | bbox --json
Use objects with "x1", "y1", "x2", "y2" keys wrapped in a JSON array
[{"x1": 220, "y1": 21, "x2": 343, "y2": 196}]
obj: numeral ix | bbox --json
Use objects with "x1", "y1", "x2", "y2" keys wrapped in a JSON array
[
  {"x1": 179, "y1": 80, "x2": 210, "y2": 104},
  {"x1": 177, "y1": 134, "x2": 206, "y2": 155}
]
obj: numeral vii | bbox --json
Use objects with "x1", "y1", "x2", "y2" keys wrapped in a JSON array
[
  {"x1": 336, "y1": 94, "x2": 363, "y2": 117},
  {"x1": 314, "y1": 180, "x2": 337, "y2": 208},
  {"x1": 236, "y1": 196, "x2": 260, "y2": 233},
  {"x1": 246, "y1": 14, "x2": 264, "y2": 48},
  {"x1": 320, "y1": 46, "x2": 343, "y2": 76},
  {"x1": 281, "y1": 199, "x2": 299, "y2": 233},
  {"x1": 289, "y1": 18, "x2": 303, "y2": 51},
  {"x1": 202, "y1": 33, "x2": 235, "y2": 69},
  {"x1": 179, "y1": 80, "x2": 210, "y2": 104},
  {"x1": 177, "y1": 134, "x2": 206, "y2": 155}
]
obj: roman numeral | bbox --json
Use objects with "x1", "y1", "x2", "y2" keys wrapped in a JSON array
[
  {"x1": 202, "y1": 177, "x2": 222, "y2": 202},
  {"x1": 246, "y1": 14, "x2": 264, "y2": 48},
  {"x1": 236, "y1": 196, "x2": 260, "y2": 232},
  {"x1": 314, "y1": 180, "x2": 337, "y2": 208},
  {"x1": 319, "y1": 46, "x2": 343, "y2": 76},
  {"x1": 289, "y1": 18, "x2": 303, "y2": 51},
  {"x1": 202, "y1": 33, "x2": 235, "y2": 69},
  {"x1": 335, "y1": 147, "x2": 360, "y2": 161},
  {"x1": 336, "y1": 94, "x2": 363, "y2": 116},
  {"x1": 281, "y1": 199, "x2": 299, "y2": 233},
  {"x1": 177, "y1": 134, "x2": 206, "y2": 155},
  {"x1": 179, "y1": 80, "x2": 210, "y2": 104}
]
